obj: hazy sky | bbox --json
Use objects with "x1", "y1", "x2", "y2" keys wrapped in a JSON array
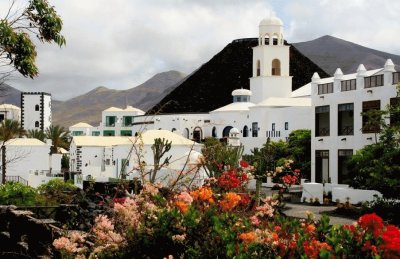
[{"x1": 2, "y1": 0, "x2": 400, "y2": 100}]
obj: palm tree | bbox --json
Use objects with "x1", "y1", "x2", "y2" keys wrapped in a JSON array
[
  {"x1": 0, "y1": 119, "x2": 25, "y2": 183},
  {"x1": 45, "y1": 125, "x2": 69, "y2": 154},
  {"x1": 26, "y1": 129, "x2": 46, "y2": 142}
]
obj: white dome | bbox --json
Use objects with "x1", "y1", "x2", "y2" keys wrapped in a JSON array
[
  {"x1": 259, "y1": 16, "x2": 283, "y2": 26},
  {"x1": 229, "y1": 128, "x2": 240, "y2": 135},
  {"x1": 232, "y1": 89, "x2": 252, "y2": 96}
]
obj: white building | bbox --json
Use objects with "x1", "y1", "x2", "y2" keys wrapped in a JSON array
[
  {"x1": 69, "y1": 130, "x2": 206, "y2": 188},
  {"x1": 0, "y1": 104, "x2": 21, "y2": 123},
  {"x1": 1, "y1": 138, "x2": 62, "y2": 187},
  {"x1": 69, "y1": 16, "x2": 312, "y2": 154},
  {"x1": 21, "y1": 92, "x2": 52, "y2": 131},
  {"x1": 70, "y1": 122, "x2": 93, "y2": 136},
  {"x1": 310, "y1": 59, "x2": 399, "y2": 184}
]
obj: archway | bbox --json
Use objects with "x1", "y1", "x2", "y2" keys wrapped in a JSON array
[
  {"x1": 272, "y1": 59, "x2": 281, "y2": 76},
  {"x1": 184, "y1": 128, "x2": 190, "y2": 139},
  {"x1": 256, "y1": 60, "x2": 261, "y2": 76},
  {"x1": 193, "y1": 127, "x2": 202, "y2": 143},
  {"x1": 222, "y1": 126, "x2": 233, "y2": 138},
  {"x1": 243, "y1": 125, "x2": 249, "y2": 137},
  {"x1": 212, "y1": 126, "x2": 217, "y2": 138}
]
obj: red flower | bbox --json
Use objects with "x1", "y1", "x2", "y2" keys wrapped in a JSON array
[
  {"x1": 358, "y1": 213, "x2": 384, "y2": 237},
  {"x1": 240, "y1": 160, "x2": 249, "y2": 168},
  {"x1": 379, "y1": 225, "x2": 400, "y2": 258}
]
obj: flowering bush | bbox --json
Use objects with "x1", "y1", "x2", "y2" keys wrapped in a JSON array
[
  {"x1": 53, "y1": 179, "x2": 400, "y2": 259},
  {"x1": 274, "y1": 159, "x2": 300, "y2": 189}
]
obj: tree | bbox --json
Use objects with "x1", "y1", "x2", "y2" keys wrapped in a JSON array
[
  {"x1": 0, "y1": 119, "x2": 25, "y2": 183},
  {"x1": 27, "y1": 128, "x2": 46, "y2": 141},
  {"x1": 45, "y1": 125, "x2": 69, "y2": 154},
  {"x1": 348, "y1": 84, "x2": 400, "y2": 198},
  {"x1": 287, "y1": 129, "x2": 311, "y2": 180},
  {"x1": 0, "y1": 0, "x2": 65, "y2": 80}
]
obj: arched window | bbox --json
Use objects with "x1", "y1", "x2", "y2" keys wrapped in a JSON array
[
  {"x1": 212, "y1": 127, "x2": 217, "y2": 138},
  {"x1": 35, "y1": 121, "x2": 39, "y2": 128},
  {"x1": 35, "y1": 104, "x2": 39, "y2": 111},
  {"x1": 272, "y1": 59, "x2": 281, "y2": 76},
  {"x1": 243, "y1": 125, "x2": 249, "y2": 137},
  {"x1": 193, "y1": 127, "x2": 202, "y2": 143},
  {"x1": 272, "y1": 34, "x2": 279, "y2": 45},
  {"x1": 184, "y1": 128, "x2": 190, "y2": 139},
  {"x1": 222, "y1": 126, "x2": 233, "y2": 138},
  {"x1": 256, "y1": 60, "x2": 261, "y2": 76}
]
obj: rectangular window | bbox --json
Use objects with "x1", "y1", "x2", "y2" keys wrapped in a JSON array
[
  {"x1": 318, "y1": 83, "x2": 333, "y2": 95},
  {"x1": 362, "y1": 100, "x2": 381, "y2": 133},
  {"x1": 338, "y1": 103, "x2": 354, "y2": 136},
  {"x1": 92, "y1": 131, "x2": 100, "y2": 136},
  {"x1": 252, "y1": 122, "x2": 258, "y2": 137},
  {"x1": 316, "y1": 150, "x2": 329, "y2": 183},
  {"x1": 103, "y1": 130, "x2": 115, "y2": 136},
  {"x1": 0, "y1": 114, "x2": 5, "y2": 123},
  {"x1": 285, "y1": 122, "x2": 288, "y2": 130},
  {"x1": 120, "y1": 130, "x2": 132, "y2": 136},
  {"x1": 364, "y1": 74, "x2": 384, "y2": 88},
  {"x1": 72, "y1": 131, "x2": 84, "y2": 136},
  {"x1": 390, "y1": 97, "x2": 400, "y2": 126},
  {"x1": 272, "y1": 123, "x2": 275, "y2": 131},
  {"x1": 315, "y1": 105, "x2": 330, "y2": 136},
  {"x1": 123, "y1": 116, "x2": 134, "y2": 126},
  {"x1": 393, "y1": 72, "x2": 400, "y2": 85},
  {"x1": 341, "y1": 79, "x2": 356, "y2": 91},
  {"x1": 338, "y1": 149, "x2": 353, "y2": 184},
  {"x1": 106, "y1": 116, "x2": 117, "y2": 127}
]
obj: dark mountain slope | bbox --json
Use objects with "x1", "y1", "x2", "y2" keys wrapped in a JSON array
[{"x1": 148, "y1": 38, "x2": 329, "y2": 114}]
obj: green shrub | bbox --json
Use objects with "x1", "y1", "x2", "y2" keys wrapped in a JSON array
[
  {"x1": 37, "y1": 178, "x2": 78, "y2": 205},
  {"x1": 0, "y1": 181, "x2": 38, "y2": 206}
]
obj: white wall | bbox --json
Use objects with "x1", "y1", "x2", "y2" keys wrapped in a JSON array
[{"x1": 311, "y1": 67, "x2": 398, "y2": 184}]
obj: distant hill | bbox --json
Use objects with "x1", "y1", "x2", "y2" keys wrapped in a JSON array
[
  {"x1": 0, "y1": 83, "x2": 21, "y2": 106},
  {"x1": 293, "y1": 35, "x2": 400, "y2": 75},
  {"x1": 148, "y1": 38, "x2": 330, "y2": 114},
  {"x1": 52, "y1": 70, "x2": 186, "y2": 127}
]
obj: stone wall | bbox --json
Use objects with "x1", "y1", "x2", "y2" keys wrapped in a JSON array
[{"x1": 0, "y1": 206, "x2": 62, "y2": 258}]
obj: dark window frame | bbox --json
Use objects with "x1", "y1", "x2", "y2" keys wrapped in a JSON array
[
  {"x1": 341, "y1": 79, "x2": 356, "y2": 91},
  {"x1": 362, "y1": 100, "x2": 381, "y2": 133},
  {"x1": 318, "y1": 83, "x2": 333, "y2": 95},
  {"x1": 393, "y1": 72, "x2": 400, "y2": 85},
  {"x1": 315, "y1": 105, "x2": 330, "y2": 136},
  {"x1": 364, "y1": 74, "x2": 384, "y2": 88},
  {"x1": 338, "y1": 103, "x2": 354, "y2": 136}
]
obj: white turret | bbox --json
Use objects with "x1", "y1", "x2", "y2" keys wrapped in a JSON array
[{"x1": 250, "y1": 15, "x2": 292, "y2": 103}]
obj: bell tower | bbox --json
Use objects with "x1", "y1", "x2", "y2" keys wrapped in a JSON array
[{"x1": 250, "y1": 15, "x2": 292, "y2": 103}]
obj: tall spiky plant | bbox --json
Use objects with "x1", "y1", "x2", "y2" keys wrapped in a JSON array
[{"x1": 45, "y1": 125, "x2": 69, "y2": 154}]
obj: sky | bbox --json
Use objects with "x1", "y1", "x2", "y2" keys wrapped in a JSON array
[{"x1": 1, "y1": 0, "x2": 400, "y2": 100}]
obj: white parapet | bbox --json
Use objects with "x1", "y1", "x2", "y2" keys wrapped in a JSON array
[
  {"x1": 324, "y1": 183, "x2": 349, "y2": 194},
  {"x1": 301, "y1": 183, "x2": 323, "y2": 203},
  {"x1": 332, "y1": 187, "x2": 382, "y2": 204}
]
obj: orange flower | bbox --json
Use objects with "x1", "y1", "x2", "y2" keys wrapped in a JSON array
[
  {"x1": 175, "y1": 201, "x2": 189, "y2": 214},
  {"x1": 219, "y1": 192, "x2": 241, "y2": 211},
  {"x1": 305, "y1": 224, "x2": 316, "y2": 234},
  {"x1": 239, "y1": 231, "x2": 257, "y2": 244},
  {"x1": 190, "y1": 187, "x2": 213, "y2": 202},
  {"x1": 272, "y1": 232, "x2": 279, "y2": 242}
]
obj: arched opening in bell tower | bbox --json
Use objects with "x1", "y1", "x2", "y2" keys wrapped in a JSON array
[
  {"x1": 256, "y1": 60, "x2": 261, "y2": 76},
  {"x1": 272, "y1": 59, "x2": 281, "y2": 76}
]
